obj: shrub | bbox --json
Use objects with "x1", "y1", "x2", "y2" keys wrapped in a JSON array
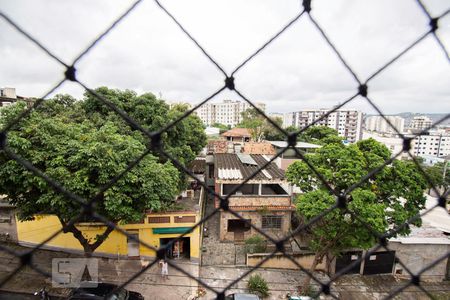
[
  {"x1": 300, "y1": 285, "x2": 318, "y2": 298},
  {"x1": 248, "y1": 274, "x2": 269, "y2": 298},
  {"x1": 244, "y1": 235, "x2": 267, "y2": 254}
]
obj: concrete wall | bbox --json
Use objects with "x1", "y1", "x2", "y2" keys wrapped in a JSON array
[
  {"x1": 247, "y1": 252, "x2": 326, "y2": 271},
  {"x1": 228, "y1": 196, "x2": 291, "y2": 207},
  {"x1": 0, "y1": 207, "x2": 17, "y2": 242},
  {"x1": 279, "y1": 158, "x2": 300, "y2": 171},
  {"x1": 219, "y1": 210, "x2": 291, "y2": 242},
  {"x1": 389, "y1": 242, "x2": 450, "y2": 281}
]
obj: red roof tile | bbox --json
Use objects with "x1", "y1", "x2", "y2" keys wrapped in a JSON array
[{"x1": 222, "y1": 128, "x2": 251, "y2": 137}]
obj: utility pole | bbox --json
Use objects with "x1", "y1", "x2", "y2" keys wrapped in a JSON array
[{"x1": 441, "y1": 154, "x2": 450, "y2": 195}]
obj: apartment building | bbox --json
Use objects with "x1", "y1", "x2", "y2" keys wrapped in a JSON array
[
  {"x1": 196, "y1": 100, "x2": 266, "y2": 127},
  {"x1": 284, "y1": 109, "x2": 363, "y2": 143},
  {"x1": 409, "y1": 116, "x2": 433, "y2": 131},
  {"x1": 0, "y1": 87, "x2": 16, "y2": 107},
  {"x1": 412, "y1": 130, "x2": 450, "y2": 160},
  {"x1": 365, "y1": 115, "x2": 405, "y2": 134}
]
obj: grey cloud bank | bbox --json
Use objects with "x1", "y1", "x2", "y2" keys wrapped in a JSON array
[{"x1": 0, "y1": 0, "x2": 449, "y2": 114}]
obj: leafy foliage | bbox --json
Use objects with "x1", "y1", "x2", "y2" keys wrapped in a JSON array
[
  {"x1": 0, "y1": 88, "x2": 206, "y2": 255},
  {"x1": 297, "y1": 126, "x2": 344, "y2": 145},
  {"x1": 211, "y1": 123, "x2": 230, "y2": 134},
  {"x1": 82, "y1": 87, "x2": 206, "y2": 168},
  {"x1": 237, "y1": 108, "x2": 283, "y2": 142},
  {"x1": 247, "y1": 274, "x2": 269, "y2": 298},
  {"x1": 421, "y1": 161, "x2": 449, "y2": 192},
  {"x1": 286, "y1": 136, "x2": 427, "y2": 287},
  {"x1": 244, "y1": 235, "x2": 267, "y2": 254}
]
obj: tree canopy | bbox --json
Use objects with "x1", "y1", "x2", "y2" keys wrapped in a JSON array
[
  {"x1": 237, "y1": 108, "x2": 284, "y2": 141},
  {"x1": 297, "y1": 125, "x2": 344, "y2": 145},
  {"x1": 211, "y1": 123, "x2": 231, "y2": 134},
  {"x1": 286, "y1": 136, "x2": 427, "y2": 291},
  {"x1": 0, "y1": 87, "x2": 206, "y2": 255},
  {"x1": 421, "y1": 161, "x2": 449, "y2": 193}
]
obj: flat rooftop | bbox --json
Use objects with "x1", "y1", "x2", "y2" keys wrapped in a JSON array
[{"x1": 269, "y1": 141, "x2": 321, "y2": 149}]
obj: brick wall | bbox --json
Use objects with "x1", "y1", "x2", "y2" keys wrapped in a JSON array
[{"x1": 219, "y1": 210, "x2": 291, "y2": 242}]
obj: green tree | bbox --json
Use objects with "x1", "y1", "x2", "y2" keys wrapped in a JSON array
[
  {"x1": 238, "y1": 108, "x2": 266, "y2": 142},
  {"x1": 286, "y1": 138, "x2": 427, "y2": 290},
  {"x1": 297, "y1": 126, "x2": 344, "y2": 145},
  {"x1": 238, "y1": 109, "x2": 285, "y2": 142},
  {"x1": 421, "y1": 161, "x2": 450, "y2": 193},
  {"x1": 263, "y1": 116, "x2": 286, "y2": 141},
  {"x1": 0, "y1": 88, "x2": 206, "y2": 256},
  {"x1": 82, "y1": 87, "x2": 206, "y2": 168},
  {"x1": 211, "y1": 123, "x2": 230, "y2": 134}
]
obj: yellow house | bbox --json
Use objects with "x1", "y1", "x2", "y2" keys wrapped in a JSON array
[{"x1": 17, "y1": 188, "x2": 204, "y2": 263}]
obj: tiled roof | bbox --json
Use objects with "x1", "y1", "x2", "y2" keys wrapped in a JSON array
[
  {"x1": 215, "y1": 153, "x2": 284, "y2": 180},
  {"x1": 222, "y1": 128, "x2": 251, "y2": 137},
  {"x1": 207, "y1": 140, "x2": 229, "y2": 154},
  {"x1": 189, "y1": 158, "x2": 206, "y2": 173}
]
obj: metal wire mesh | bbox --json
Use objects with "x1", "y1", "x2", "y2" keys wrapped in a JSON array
[{"x1": 0, "y1": 0, "x2": 449, "y2": 299}]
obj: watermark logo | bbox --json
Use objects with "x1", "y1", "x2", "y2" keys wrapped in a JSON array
[{"x1": 52, "y1": 258, "x2": 98, "y2": 288}]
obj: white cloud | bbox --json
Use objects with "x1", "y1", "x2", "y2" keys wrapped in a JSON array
[{"x1": 0, "y1": 0, "x2": 449, "y2": 115}]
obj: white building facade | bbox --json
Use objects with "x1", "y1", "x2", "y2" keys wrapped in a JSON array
[
  {"x1": 196, "y1": 100, "x2": 266, "y2": 127},
  {"x1": 412, "y1": 131, "x2": 450, "y2": 160},
  {"x1": 365, "y1": 115, "x2": 405, "y2": 134},
  {"x1": 409, "y1": 116, "x2": 433, "y2": 131},
  {"x1": 0, "y1": 87, "x2": 17, "y2": 107},
  {"x1": 284, "y1": 109, "x2": 363, "y2": 143}
]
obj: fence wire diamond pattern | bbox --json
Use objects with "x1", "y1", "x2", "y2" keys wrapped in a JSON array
[{"x1": 0, "y1": 0, "x2": 449, "y2": 299}]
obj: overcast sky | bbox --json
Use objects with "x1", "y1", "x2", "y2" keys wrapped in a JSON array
[{"x1": 1, "y1": 0, "x2": 449, "y2": 114}]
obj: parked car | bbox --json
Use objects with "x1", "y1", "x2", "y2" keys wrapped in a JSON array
[
  {"x1": 225, "y1": 293, "x2": 260, "y2": 300},
  {"x1": 68, "y1": 282, "x2": 144, "y2": 300}
]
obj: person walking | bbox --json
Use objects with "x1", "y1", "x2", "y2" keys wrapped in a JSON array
[{"x1": 160, "y1": 259, "x2": 169, "y2": 280}]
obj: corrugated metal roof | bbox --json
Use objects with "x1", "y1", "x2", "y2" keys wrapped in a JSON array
[
  {"x1": 215, "y1": 153, "x2": 284, "y2": 180},
  {"x1": 261, "y1": 169, "x2": 272, "y2": 179},
  {"x1": 218, "y1": 168, "x2": 243, "y2": 180},
  {"x1": 237, "y1": 153, "x2": 258, "y2": 166}
]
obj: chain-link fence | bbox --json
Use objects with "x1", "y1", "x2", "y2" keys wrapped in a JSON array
[{"x1": 0, "y1": 0, "x2": 449, "y2": 299}]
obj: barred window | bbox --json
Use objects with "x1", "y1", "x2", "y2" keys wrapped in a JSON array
[
  {"x1": 174, "y1": 216, "x2": 196, "y2": 223},
  {"x1": 262, "y1": 215, "x2": 282, "y2": 229},
  {"x1": 148, "y1": 216, "x2": 170, "y2": 224}
]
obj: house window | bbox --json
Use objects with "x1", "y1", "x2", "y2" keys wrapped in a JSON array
[
  {"x1": 262, "y1": 215, "x2": 283, "y2": 229},
  {"x1": 148, "y1": 216, "x2": 170, "y2": 223},
  {"x1": 261, "y1": 184, "x2": 288, "y2": 195},
  {"x1": 174, "y1": 216, "x2": 196, "y2": 223},
  {"x1": 223, "y1": 184, "x2": 258, "y2": 195}
]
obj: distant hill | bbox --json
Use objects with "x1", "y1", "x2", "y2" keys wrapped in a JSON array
[
  {"x1": 365, "y1": 113, "x2": 450, "y2": 126},
  {"x1": 394, "y1": 113, "x2": 450, "y2": 126}
]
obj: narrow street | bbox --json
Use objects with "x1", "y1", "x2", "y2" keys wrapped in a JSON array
[
  {"x1": 200, "y1": 194, "x2": 245, "y2": 266},
  {"x1": 1, "y1": 244, "x2": 450, "y2": 299},
  {"x1": 0, "y1": 244, "x2": 200, "y2": 300}
]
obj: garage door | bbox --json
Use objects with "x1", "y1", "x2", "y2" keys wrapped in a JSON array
[
  {"x1": 363, "y1": 251, "x2": 395, "y2": 275},
  {"x1": 335, "y1": 251, "x2": 362, "y2": 275}
]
